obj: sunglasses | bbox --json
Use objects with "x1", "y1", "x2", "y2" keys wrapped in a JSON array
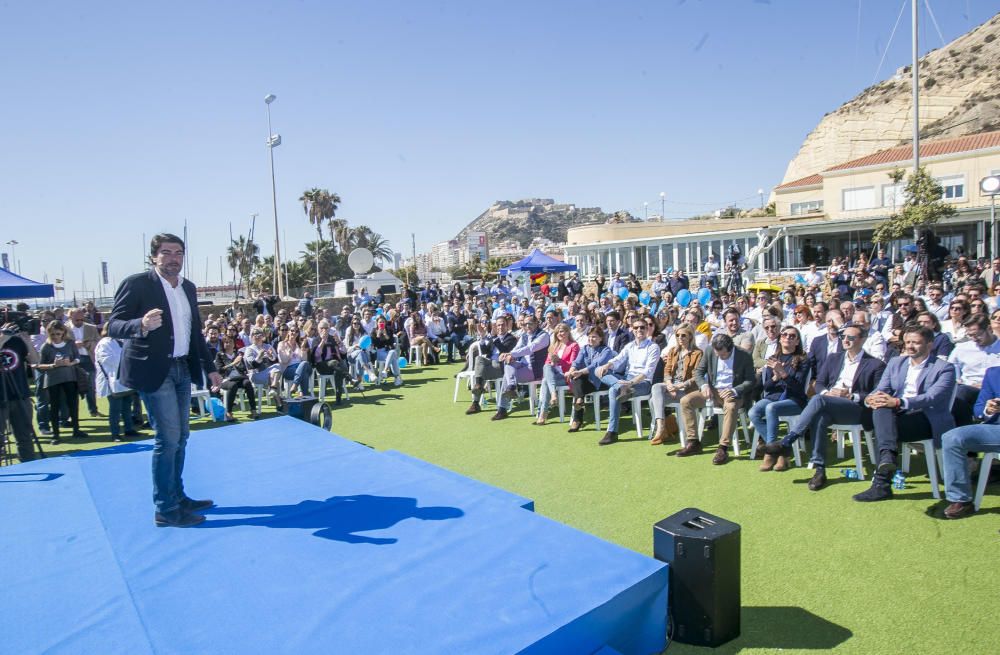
[
  {"x1": 780, "y1": 333, "x2": 799, "y2": 339},
  {"x1": 840, "y1": 334, "x2": 860, "y2": 342}
]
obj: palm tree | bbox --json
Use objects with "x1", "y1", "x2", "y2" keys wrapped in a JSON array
[
  {"x1": 299, "y1": 188, "x2": 341, "y2": 243},
  {"x1": 355, "y1": 229, "x2": 393, "y2": 265},
  {"x1": 328, "y1": 218, "x2": 351, "y2": 253},
  {"x1": 226, "y1": 236, "x2": 260, "y2": 299},
  {"x1": 300, "y1": 188, "x2": 341, "y2": 292}
]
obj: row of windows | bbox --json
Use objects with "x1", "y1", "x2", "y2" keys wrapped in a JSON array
[
  {"x1": 572, "y1": 237, "x2": 762, "y2": 278},
  {"x1": 842, "y1": 175, "x2": 967, "y2": 211},
  {"x1": 790, "y1": 200, "x2": 823, "y2": 215}
]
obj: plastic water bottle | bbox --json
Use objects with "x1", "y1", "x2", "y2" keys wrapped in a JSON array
[
  {"x1": 841, "y1": 468, "x2": 859, "y2": 480},
  {"x1": 892, "y1": 470, "x2": 906, "y2": 490}
]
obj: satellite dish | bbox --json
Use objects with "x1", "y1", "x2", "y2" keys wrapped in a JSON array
[{"x1": 347, "y1": 249, "x2": 374, "y2": 275}]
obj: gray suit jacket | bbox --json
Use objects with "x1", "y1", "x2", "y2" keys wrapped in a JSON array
[{"x1": 875, "y1": 354, "x2": 956, "y2": 442}]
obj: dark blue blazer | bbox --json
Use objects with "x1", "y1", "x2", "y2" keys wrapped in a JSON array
[
  {"x1": 807, "y1": 334, "x2": 842, "y2": 378},
  {"x1": 108, "y1": 270, "x2": 216, "y2": 393},
  {"x1": 815, "y1": 350, "x2": 886, "y2": 429},
  {"x1": 974, "y1": 366, "x2": 1000, "y2": 423}
]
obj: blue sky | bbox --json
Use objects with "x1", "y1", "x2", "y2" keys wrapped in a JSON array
[{"x1": 1, "y1": 0, "x2": 996, "y2": 298}]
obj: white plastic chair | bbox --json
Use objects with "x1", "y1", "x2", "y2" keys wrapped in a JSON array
[
  {"x1": 453, "y1": 349, "x2": 478, "y2": 402},
  {"x1": 828, "y1": 424, "x2": 869, "y2": 480},
  {"x1": 190, "y1": 384, "x2": 211, "y2": 418},
  {"x1": 974, "y1": 452, "x2": 997, "y2": 510},
  {"x1": 697, "y1": 405, "x2": 751, "y2": 456},
  {"x1": 630, "y1": 394, "x2": 652, "y2": 439},
  {"x1": 556, "y1": 389, "x2": 609, "y2": 429},
  {"x1": 408, "y1": 344, "x2": 424, "y2": 368},
  {"x1": 897, "y1": 386, "x2": 959, "y2": 499}
]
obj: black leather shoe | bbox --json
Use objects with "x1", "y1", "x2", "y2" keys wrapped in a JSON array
[
  {"x1": 852, "y1": 484, "x2": 892, "y2": 502},
  {"x1": 155, "y1": 510, "x2": 206, "y2": 528},
  {"x1": 712, "y1": 447, "x2": 729, "y2": 465},
  {"x1": 180, "y1": 497, "x2": 215, "y2": 512},
  {"x1": 808, "y1": 468, "x2": 827, "y2": 491},
  {"x1": 491, "y1": 408, "x2": 508, "y2": 421},
  {"x1": 598, "y1": 431, "x2": 618, "y2": 446},
  {"x1": 943, "y1": 501, "x2": 975, "y2": 519},
  {"x1": 674, "y1": 441, "x2": 703, "y2": 457},
  {"x1": 762, "y1": 441, "x2": 793, "y2": 458}
]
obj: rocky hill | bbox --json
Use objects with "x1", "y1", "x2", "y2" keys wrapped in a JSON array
[
  {"x1": 780, "y1": 12, "x2": 1000, "y2": 185},
  {"x1": 454, "y1": 199, "x2": 635, "y2": 247}
]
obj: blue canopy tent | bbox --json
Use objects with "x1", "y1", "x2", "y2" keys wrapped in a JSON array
[
  {"x1": 0, "y1": 268, "x2": 55, "y2": 300},
  {"x1": 498, "y1": 249, "x2": 577, "y2": 297},
  {"x1": 498, "y1": 249, "x2": 577, "y2": 276}
]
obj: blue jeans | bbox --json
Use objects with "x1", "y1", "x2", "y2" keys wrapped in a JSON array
[
  {"x1": 537, "y1": 364, "x2": 568, "y2": 412},
  {"x1": 376, "y1": 348, "x2": 400, "y2": 377},
  {"x1": 107, "y1": 393, "x2": 136, "y2": 437},
  {"x1": 599, "y1": 374, "x2": 652, "y2": 433},
  {"x1": 781, "y1": 394, "x2": 864, "y2": 467},
  {"x1": 348, "y1": 349, "x2": 372, "y2": 381},
  {"x1": 941, "y1": 423, "x2": 1000, "y2": 502},
  {"x1": 139, "y1": 360, "x2": 192, "y2": 514},
  {"x1": 749, "y1": 398, "x2": 804, "y2": 443},
  {"x1": 282, "y1": 361, "x2": 313, "y2": 394}
]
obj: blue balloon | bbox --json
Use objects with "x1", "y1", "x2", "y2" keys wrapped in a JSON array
[
  {"x1": 697, "y1": 288, "x2": 712, "y2": 305},
  {"x1": 794, "y1": 274, "x2": 806, "y2": 284},
  {"x1": 492, "y1": 302, "x2": 499, "y2": 309},
  {"x1": 639, "y1": 291, "x2": 651, "y2": 305},
  {"x1": 376, "y1": 308, "x2": 384, "y2": 315},
  {"x1": 398, "y1": 357, "x2": 408, "y2": 369},
  {"x1": 617, "y1": 287, "x2": 629, "y2": 300},
  {"x1": 359, "y1": 335, "x2": 372, "y2": 350},
  {"x1": 676, "y1": 289, "x2": 692, "y2": 306}
]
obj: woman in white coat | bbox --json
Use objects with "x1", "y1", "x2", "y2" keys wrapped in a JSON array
[{"x1": 94, "y1": 324, "x2": 140, "y2": 441}]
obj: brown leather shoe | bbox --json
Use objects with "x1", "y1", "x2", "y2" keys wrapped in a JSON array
[
  {"x1": 773, "y1": 455, "x2": 790, "y2": 471},
  {"x1": 650, "y1": 420, "x2": 666, "y2": 445},
  {"x1": 674, "y1": 440, "x2": 703, "y2": 457},
  {"x1": 758, "y1": 453, "x2": 775, "y2": 471},
  {"x1": 598, "y1": 431, "x2": 618, "y2": 446},
  {"x1": 567, "y1": 421, "x2": 583, "y2": 433},
  {"x1": 943, "y1": 501, "x2": 975, "y2": 519},
  {"x1": 465, "y1": 402, "x2": 481, "y2": 415},
  {"x1": 712, "y1": 447, "x2": 729, "y2": 465}
]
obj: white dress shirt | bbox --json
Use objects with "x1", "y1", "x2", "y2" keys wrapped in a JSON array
[
  {"x1": 606, "y1": 338, "x2": 661, "y2": 381},
  {"x1": 831, "y1": 350, "x2": 863, "y2": 395},
  {"x1": 901, "y1": 357, "x2": 927, "y2": 402},
  {"x1": 157, "y1": 272, "x2": 192, "y2": 358},
  {"x1": 948, "y1": 339, "x2": 1000, "y2": 387},
  {"x1": 715, "y1": 352, "x2": 735, "y2": 391}
]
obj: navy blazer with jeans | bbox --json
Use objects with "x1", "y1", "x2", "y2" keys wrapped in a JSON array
[{"x1": 108, "y1": 270, "x2": 216, "y2": 393}]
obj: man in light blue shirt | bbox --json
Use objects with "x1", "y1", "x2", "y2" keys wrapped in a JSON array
[{"x1": 593, "y1": 319, "x2": 661, "y2": 445}]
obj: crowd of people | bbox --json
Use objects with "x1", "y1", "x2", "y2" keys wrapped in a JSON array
[
  {"x1": 3, "y1": 250, "x2": 1000, "y2": 519},
  {"x1": 453, "y1": 254, "x2": 1000, "y2": 519}
]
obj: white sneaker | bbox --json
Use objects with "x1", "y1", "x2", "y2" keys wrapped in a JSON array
[{"x1": 394, "y1": 377, "x2": 403, "y2": 387}]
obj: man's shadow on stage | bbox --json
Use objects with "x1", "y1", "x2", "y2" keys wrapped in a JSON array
[{"x1": 200, "y1": 494, "x2": 464, "y2": 545}]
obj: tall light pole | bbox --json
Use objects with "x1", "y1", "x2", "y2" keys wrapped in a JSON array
[
  {"x1": 643, "y1": 201, "x2": 648, "y2": 220},
  {"x1": 5, "y1": 240, "x2": 17, "y2": 273},
  {"x1": 264, "y1": 93, "x2": 284, "y2": 297},
  {"x1": 757, "y1": 188, "x2": 765, "y2": 210},
  {"x1": 982, "y1": 176, "x2": 1000, "y2": 258},
  {"x1": 659, "y1": 192, "x2": 665, "y2": 221}
]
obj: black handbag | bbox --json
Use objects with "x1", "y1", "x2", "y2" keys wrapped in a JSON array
[{"x1": 75, "y1": 365, "x2": 91, "y2": 394}]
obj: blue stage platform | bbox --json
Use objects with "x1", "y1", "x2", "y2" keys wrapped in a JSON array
[{"x1": 2, "y1": 417, "x2": 667, "y2": 654}]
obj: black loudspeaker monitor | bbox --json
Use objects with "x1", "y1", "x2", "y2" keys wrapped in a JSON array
[
  {"x1": 653, "y1": 508, "x2": 740, "y2": 647},
  {"x1": 284, "y1": 397, "x2": 333, "y2": 431}
]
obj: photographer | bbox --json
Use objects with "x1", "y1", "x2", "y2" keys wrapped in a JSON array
[{"x1": 0, "y1": 321, "x2": 40, "y2": 461}]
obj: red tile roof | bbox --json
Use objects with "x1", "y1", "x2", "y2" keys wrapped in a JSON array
[
  {"x1": 824, "y1": 130, "x2": 1000, "y2": 172},
  {"x1": 774, "y1": 173, "x2": 823, "y2": 191}
]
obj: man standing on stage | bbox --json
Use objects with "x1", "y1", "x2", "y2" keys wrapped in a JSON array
[{"x1": 109, "y1": 233, "x2": 222, "y2": 528}]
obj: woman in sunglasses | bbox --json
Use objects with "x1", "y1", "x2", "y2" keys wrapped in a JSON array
[
  {"x1": 749, "y1": 326, "x2": 809, "y2": 471},
  {"x1": 649, "y1": 325, "x2": 702, "y2": 444},
  {"x1": 941, "y1": 299, "x2": 971, "y2": 345}
]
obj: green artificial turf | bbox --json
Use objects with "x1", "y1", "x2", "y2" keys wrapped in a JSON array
[{"x1": 23, "y1": 364, "x2": 1000, "y2": 654}]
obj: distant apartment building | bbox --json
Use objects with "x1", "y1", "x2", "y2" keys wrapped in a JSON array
[{"x1": 563, "y1": 130, "x2": 1000, "y2": 278}]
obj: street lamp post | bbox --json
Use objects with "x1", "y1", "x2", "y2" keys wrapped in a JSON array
[
  {"x1": 5, "y1": 240, "x2": 17, "y2": 273},
  {"x1": 659, "y1": 192, "x2": 665, "y2": 221},
  {"x1": 264, "y1": 93, "x2": 284, "y2": 297},
  {"x1": 643, "y1": 201, "x2": 648, "y2": 221},
  {"x1": 757, "y1": 188, "x2": 765, "y2": 210},
  {"x1": 981, "y1": 176, "x2": 1000, "y2": 258}
]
